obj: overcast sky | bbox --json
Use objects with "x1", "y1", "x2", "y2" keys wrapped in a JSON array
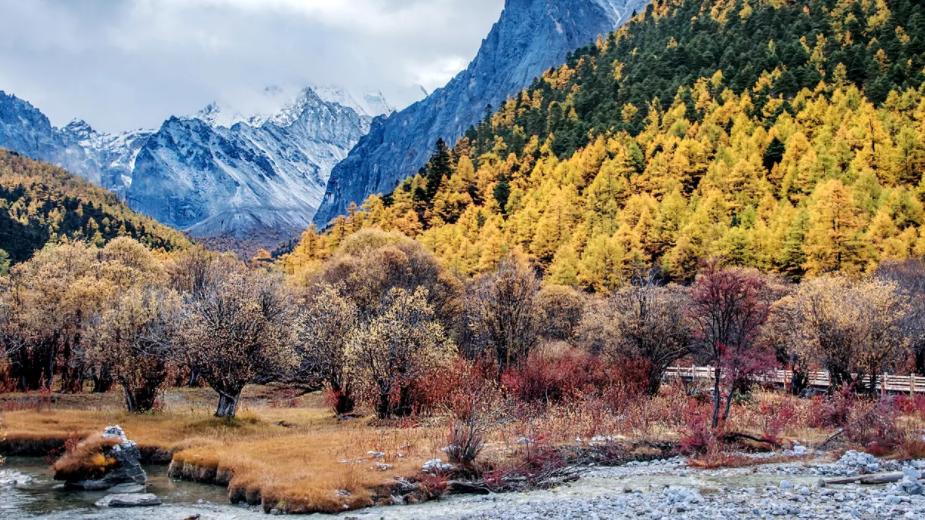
[{"x1": 0, "y1": 0, "x2": 504, "y2": 133}]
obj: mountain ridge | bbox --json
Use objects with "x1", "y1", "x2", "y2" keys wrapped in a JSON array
[
  {"x1": 312, "y1": 0, "x2": 647, "y2": 226},
  {"x1": 0, "y1": 86, "x2": 389, "y2": 251}
]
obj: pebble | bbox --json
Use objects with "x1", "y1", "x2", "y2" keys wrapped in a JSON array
[{"x1": 342, "y1": 453, "x2": 925, "y2": 520}]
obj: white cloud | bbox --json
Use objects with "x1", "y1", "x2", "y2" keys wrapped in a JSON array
[{"x1": 0, "y1": 0, "x2": 503, "y2": 132}]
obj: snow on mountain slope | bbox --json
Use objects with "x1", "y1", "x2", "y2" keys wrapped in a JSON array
[
  {"x1": 0, "y1": 86, "x2": 389, "y2": 248},
  {"x1": 126, "y1": 87, "x2": 379, "y2": 241}
]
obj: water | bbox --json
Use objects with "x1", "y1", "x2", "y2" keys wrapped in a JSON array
[{"x1": 0, "y1": 457, "x2": 266, "y2": 519}]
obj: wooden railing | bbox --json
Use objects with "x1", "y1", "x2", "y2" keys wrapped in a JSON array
[{"x1": 663, "y1": 366, "x2": 925, "y2": 395}]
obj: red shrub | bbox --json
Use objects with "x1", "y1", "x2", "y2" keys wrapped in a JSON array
[
  {"x1": 893, "y1": 395, "x2": 925, "y2": 420},
  {"x1": 404, "y1": 358, "x2": 495, "y2": 416},
  {"x1": 415, "y1": 473, "x2": 449, "y2": 499},
  {"x1": 809, "y1": 386, "x2": 857, "y2": 428},
  {"x1": 757, "y1": 398, "x2": 799, "y2": 443},
  {"x1": 679, "y1": 404, "x2": 720, "y2": 456},
  {"x1": 502, "y1": 344, "x2": 647, "y2": 406},
  {"x1": 844, "y1": 400, "x2": 904, "y2": 455}
]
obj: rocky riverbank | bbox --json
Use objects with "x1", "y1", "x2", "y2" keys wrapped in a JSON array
[
  {"x1": 341, "y1": 452, "x2": 925, "y2": 520},
  {"x1": 4, "y1": 440, "x2": 925, "y2": 519}
]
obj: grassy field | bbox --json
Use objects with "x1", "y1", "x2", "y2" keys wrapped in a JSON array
[{"x1": 0, "y1": 387, "x2": 446, "y2": 513}]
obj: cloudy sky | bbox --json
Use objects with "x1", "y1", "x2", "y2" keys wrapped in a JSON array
[{"x1": 0, "y1": 0, "x2": 504, "y2": 133}]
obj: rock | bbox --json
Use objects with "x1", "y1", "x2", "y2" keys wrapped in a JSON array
[
  {"x1": 779, "y1": 480, "x2": 794, "y2": 490},
  {"x1": 95, "y1": 493, "x2": 162, "y2": 508},
  {"x1": 367, "y1": 451, "x2": 385, "y2": 459},
  {"x1": 375, "y1": 463, "x2": 393, "y2": 471},
  {"x1": 422, "y1": 459, "x2": 454, "y2": 474},
  {"x1": 58, "y1": 425, "x2": 147, "y2": 491},
  {"x1": 792, "y1": 444, "x2": 808, "y2": 456},
  {"x1": 900, "y1": 467, "x2": 924, "y2": 495}
]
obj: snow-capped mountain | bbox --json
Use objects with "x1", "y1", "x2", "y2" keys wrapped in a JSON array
[
  {"x1": 128, "y1": 87, "x2": 378, "y2": 240},
  {"x1": 60, "y1": 119, "x2": 151, "y2": 195},
  {"x1": 313, "y1": 0, "x2": 648, "y2": 226},
  {"x1": 0, "y1": 86, "x2": 390, "y2": 248}
]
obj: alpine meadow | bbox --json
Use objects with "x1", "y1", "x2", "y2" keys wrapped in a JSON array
[{"x1": 2, "y1": 1, "x2": 925, "y2": 519}]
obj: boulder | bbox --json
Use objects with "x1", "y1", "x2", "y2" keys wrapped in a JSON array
[
  {"x1": 54, "y1": 425, "x2": 147, "y2": 491},
  {"x1": 95, "y1": 493, "x2": 162, "y2": 508}
]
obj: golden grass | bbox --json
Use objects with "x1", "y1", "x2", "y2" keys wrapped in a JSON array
[
  {"x1": 51, "y1": 433, "x2": 119, "y2": 481},
  {"x1": 0, "y1": 388, "x2": 446, "y2": 513}
]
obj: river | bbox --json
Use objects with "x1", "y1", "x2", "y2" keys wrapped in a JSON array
[{"x1": 0, "y1": 457, "x2": 266, "y2": 519}]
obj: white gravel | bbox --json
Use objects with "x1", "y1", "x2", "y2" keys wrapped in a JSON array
[{"x1": 341, "y1": 453, "x2": 925, "y2": 520}]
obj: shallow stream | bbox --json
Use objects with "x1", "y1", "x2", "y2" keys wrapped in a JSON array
[{"x1": 0, "y1": 457, "x2": 265, "y2": 519}]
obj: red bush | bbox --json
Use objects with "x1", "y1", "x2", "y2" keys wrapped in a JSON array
[
  {"x1": 893, "y1": 395, "x2": 925, "y2": 420},
  {"x1": 809, "y1": 386, "x2": 857, "y2": 428},
  {"x1": 845, "y1": 400, "x2": 904, "y2": 456},
  {"x1": 679, "y1": 404, "x2": 720, "y2": 455},
  {"x1": 757, "y1": 398, "x2": 798, "y2": 444},
  {"x1": 392, "y1": 358, "x2": 495, "y2": 417},
  {"x1": 501, "y1": 345, "x2": 647, "y2": 406}
]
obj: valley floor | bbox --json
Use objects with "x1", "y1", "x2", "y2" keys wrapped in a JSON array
[
  {"x1": 2, "y1": 386, "x2": 924, "y2": 519},
  {"x1": 348, "y1": 455, "x2": 925, "y2": 520}
]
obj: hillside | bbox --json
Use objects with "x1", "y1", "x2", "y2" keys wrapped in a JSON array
[
  {"x1": 284, "y1": 0, "x2": 925, "y2": 288},
  {"x1": 0, "y1": 149, "x2": 190, "y2": 264},
  {"x1": 313, "y1": 0, "x2": 646, "y2": 226}
]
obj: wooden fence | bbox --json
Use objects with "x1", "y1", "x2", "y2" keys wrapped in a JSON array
[{"x1": 663, "y1": 366, "x2": 925, "y2": 395}]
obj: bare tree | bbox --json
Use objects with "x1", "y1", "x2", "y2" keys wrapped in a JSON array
[
  {"x1": 763, "y1": 291, "x2": 811, "y2": 395},
  {"x1": 90, "y1": 285, "x2": 180, "y2": 412},
  {"x1": 535, "y1": 284, "x2": 585, "y2": 341},
  {"x1": 606, "y1": 281, "x2": 691, "y2": 395},
  {"x1": 689, "y1": 264, "x2": 774, "y2": 427},
  {"x1": 294, "y1": 283, "x2": 359, "y2": 414},
  {"x1": 465, "y1": 255, "x2": 541, "y2": 377},
  {"x1": 180, "y1": 261, "x2": 296, "y2": 418},
  {"x1": 876, "y1": 260, "x2": 925, "y2": 376},
  {"x1": 794, "y1": 275, "x2": 910, "y2": 394},
  {"x1": 313, "y1": 229, "x2": 462, "y2": 332},
  {"x1": 345, "y1": 287, "x2": 454, "y2": 419}
]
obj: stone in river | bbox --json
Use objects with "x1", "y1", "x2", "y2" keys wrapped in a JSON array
[{"x1": 95, "y1": 493, "x2": 162, "y2": 508}]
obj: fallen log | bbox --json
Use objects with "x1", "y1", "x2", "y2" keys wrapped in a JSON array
[
  {"x1": 447, "y1": 480, "x2": 492, "y2": 495},
  {"x1": 721, "y1": 432, "x2": 782, "y2": 451},
  {"x1": 817, "y1": 428, "x2": 844, "y2": 450},
  {"x1": 820, "y1": 472, "x2": 903, "y2": 486}
]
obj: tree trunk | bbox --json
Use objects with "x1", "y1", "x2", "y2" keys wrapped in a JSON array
[
  {"x1": 334, "y1": 392, "x2": 356, "y2": 415},
  {"x1": 868, "y1": 372, "x2": 880, "y2": 397},
  {"x1": 915, "y1": 348, "x2": 925, "y2": 377},
  {"x1": 711, "y1": 366, "x2": 722, "y2": 428},
  {"x1": 11, "y1": 344, "x2": 55, "y2": 391},
  {"x1": 829, "y1": 365, "x2": 853, "y2": 392},
  {"x1": 396, "y1": 385, "x2": 414, "y2": 417},
  {"x1": 722, "y1": 386, "x2": 735, "y2": 422},
  {"x1": 330, "y1": 380, "x2": 355, "y2": 415},
  {"x1": 376, "y1": 391, "x2": 391, "y2": 419},
  {"x1": 215, "y1": 390, "x2": 241, "y2": 418},
  {"x1": 92, "y1": 369, "x2": 114, "y2": 393},
  {"x1": 646, "y1": 366, "x2": 663, "y2": 396},
  {"x1": 790, "y1": 368, "x2": 808, "y2": 396},
  {"x1": 124, "y1": 384, "x2": 159, "y2": 413}
]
